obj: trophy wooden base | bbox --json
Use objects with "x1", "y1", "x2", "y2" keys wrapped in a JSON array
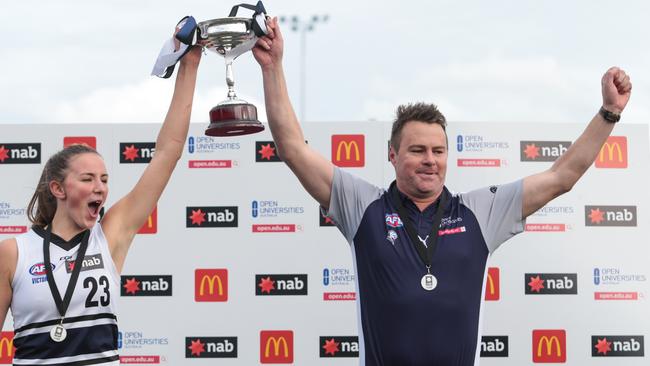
[{"x1": 206, "y1": 103, "x2": 265, "y2": 136}]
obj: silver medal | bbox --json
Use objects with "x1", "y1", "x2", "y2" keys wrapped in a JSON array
[
  {"x1": 50, "y1": 324, "x2": 67, "y2": 342},
  {"x1": 421, "y1": 273, "x2": 437, "y2": 291}
]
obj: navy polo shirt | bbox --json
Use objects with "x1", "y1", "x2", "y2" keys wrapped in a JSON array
[{"x1": 326, "y1": 168, "x2": 524, "y2": 366}]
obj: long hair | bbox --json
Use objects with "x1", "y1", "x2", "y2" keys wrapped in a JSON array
[{"x1": 27, "y1": 144, "x2": 100, "y2": 227}]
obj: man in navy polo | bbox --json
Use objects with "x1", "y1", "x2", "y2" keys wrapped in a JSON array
[{"x1": 253, "y1": 18, "x2": 632, "y2": 365}]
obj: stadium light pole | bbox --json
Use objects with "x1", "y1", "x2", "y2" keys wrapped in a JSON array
[{"x1": 279, "y1": 14, "x2": 329, "y2": 122}]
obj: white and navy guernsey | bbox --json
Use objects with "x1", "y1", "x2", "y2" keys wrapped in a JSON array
[
  {"x1": 11, "y1": 223, "x2": 119, "y2": 366},
  {"x1": 326, "y1": 168, "x2": 524, "y2": 366}
]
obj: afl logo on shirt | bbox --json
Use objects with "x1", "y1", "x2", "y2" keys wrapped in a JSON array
[
  {"x1": 385, "y1": 214, "x2": 403, "y2": 228},
  {"x1": 29, "y1": 262, "x2": 54, "y2": 276}
]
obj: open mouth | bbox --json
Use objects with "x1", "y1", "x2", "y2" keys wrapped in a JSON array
[{"x1": 88, "y1": 200, "x2": 102, "y2": 218}]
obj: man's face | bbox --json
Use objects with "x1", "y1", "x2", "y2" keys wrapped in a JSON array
[{"x1": 389, "y1": 121, "x2": 448, "y2": 201}]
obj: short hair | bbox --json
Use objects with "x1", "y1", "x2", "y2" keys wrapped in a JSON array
[{"x1": 390, "y1": 102, "x2": 447, "y2": 151}]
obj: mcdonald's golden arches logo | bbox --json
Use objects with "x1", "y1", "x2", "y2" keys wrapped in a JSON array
[
  {"x1": 0, "y1": 332, "x2": 14, "y2": 364},
  {"x1": 195, "y1": 269, "x2": 228, "y2": 302},
  {"x1": 484, "y1": 267, "x2": 500, "y2": 301},
  {"x1": 595, "y1": 136, "x2": 627, "y2": 168},
  {"x1": 331, "y1": 135, "x2": 365, "y2": 167},
  {"x1": 532, "y1": 329, "x2": 566, "y2": 363},
  {"x1": 260, "y1": 330, "x2": 293, "y2": 363}
]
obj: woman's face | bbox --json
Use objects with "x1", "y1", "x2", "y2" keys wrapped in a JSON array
[{"x1": 57, "y1": 153, "x2": 109, "y2": 230}]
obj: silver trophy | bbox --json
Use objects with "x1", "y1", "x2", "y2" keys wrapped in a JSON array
[{"x1": 198, "y1": 3, "x2": 268, "y2": 136}]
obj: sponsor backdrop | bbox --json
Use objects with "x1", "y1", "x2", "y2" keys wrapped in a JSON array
[{"x1": 1, "y1": 122, "x2": 648, "y2": 365}]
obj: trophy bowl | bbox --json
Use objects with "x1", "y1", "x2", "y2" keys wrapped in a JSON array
[{"x1": 198, "y1": 17, "x2": 265, "y2": 136}]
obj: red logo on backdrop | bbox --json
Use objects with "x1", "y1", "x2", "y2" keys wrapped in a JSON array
[
  {"x1": 195, "y1": 269, "x2": 228, "y2": 302},
  {"x1": 533, "y1": 330, "x2": 566, "y2": 363},
  {"x1": 137, "y1": 207, "x2": 157, "y2": 234},
  {"x1": 0, "y1": 332, "x2": 14, "y2": 364},
  {"x1": 332, "y1": 135, "x2": 364, "y2": 167},
  {"x1": 63, "y1": 136, "x2": 97, "y2": 149},
  {"x1": 595, "y1": 136, "x2": 627, "y2": 168},
  {"x1": 260, "y1": 330, "x2": 293, "y2": 363},
  {"x1": 485, "y1": 267, "x2": 500, "y2": 301}
]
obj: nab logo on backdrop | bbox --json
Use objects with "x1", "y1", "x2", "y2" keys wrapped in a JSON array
[
  {"x1": 533, "y1": 330, "x2": 566, "y2": 363},
  {"x1": 480, "y1": 336, "x2": 508, "y2": 357},
  {"x1": 256, "y1": 274, "x2": 308, "y2": 295},
  {"x1": 195, "y1": 269, "x2": 228, "y2": 302},
  {"x1": 485, "y1": 267, "x2": 500, "y2": 301},
  {"x1": 595, "y1": 136, "x2": 627, "y2": 168},
  {"x1": 332, "y1": 135, "x2": 364, "y2": 167},
  {"x1": 526, "y1": 273, "x2": 577, "y2": 295},
  {"x1": 186, "y1": 206, "x2": 238, "y2": 227},
  {"x1": 256, "y1": 141, "x2": 282, "y2": 162},
  {"x1": 0, "y1": 143, "x2": 41, "y2": 164},
  {"x1": 260, "y1": 331, "x2": 293, "y2": 363},
  {"x1": 0, "y1": 332, "x2": 14, "y2": 364},
  {"x1": 186, "y1": 337, "x2": 237, "y2": 358},
  {"x1": 63, "y1": 136, "x2": 97, "y2": 149},
  {"x1": 592, "y1": 335, "x2": 644, "y2": 357},
  {"x1": 585, "y1": 205, "x2": 636, "y2": 226},
  {"x1": 320, "y1": 336, "x2": 359, "y2": 358},
  {"x1": 520, "y1": 141, "x2": 571, "y2": 162},
  {"x1": 119, "y1": 142, "x2": 155, "y2": 163},
  {"x1": 121, "y1": 275, "x2": 172, "y2": 296},
  {"x1": 137, "y1": 206, "x2": 157, "y2": 234}
]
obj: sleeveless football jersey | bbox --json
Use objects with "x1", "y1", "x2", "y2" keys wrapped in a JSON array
[{"x1": 11, "y1": 223, "x2": 119, "y2": 365}]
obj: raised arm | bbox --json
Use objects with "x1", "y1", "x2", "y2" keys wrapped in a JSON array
[
  {"x1": 102, "y1": 46, "x2": 201, "y2": 272},
  {"x1": 253, "y1": 18, "x2": 334, "y2": 209},
  {"x1": 522, "y1": 67, "x2": 632, "y2": 218}
]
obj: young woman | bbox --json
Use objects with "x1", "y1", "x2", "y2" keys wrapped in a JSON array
[{"x1": 0, "y1": 45, "x2": 202, "y2": 365}]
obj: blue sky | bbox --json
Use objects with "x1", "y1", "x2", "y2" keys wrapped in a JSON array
[{"x1": 0, "y1": 0, "x2": 648, "y2": 134}]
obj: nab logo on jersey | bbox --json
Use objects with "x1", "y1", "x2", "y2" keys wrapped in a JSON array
[
  {"x1": 520, "y1": 141, "x2": 571, "y2": 162},
  {"x1": 595, "y1": 136, "x2": 627, "y2": 168},
  {"x1": 480, "y1": 336, "x2": 508, "y2": 357},
  {"x1": 121, "y1": 275, "x2": 172, "y2": 296},
  {"x1": 195, "y1": 269, "x2": 228, "y2": 302},
  {"x1": 256, "y1": 274, "x2": 308, "y2": 296},
  {"x1": 138, "y1": 207, "x2": 157, "y2": 234},
  {"x1": 119, "y1": 142, "x2": 156, "y2": 163},
  {"x1": 592, "y1": 335, "x2": 644, "y2": 357},
  {"x1": 186, "y1": 206, "x2": 238, "y2": 228},
  {"x1": 320, "y1": 336, "x2": 359, "y2": 358},
  {"x1": 485, "y1": 267, "x2": 500, "y2": 301},
  {"x1": 260, "y1": 331, "x2": 293, "y2": 363},
  {"x1": 533, "y1": 330, "x2": 566, "y2": 363},
  {"x1": 63, "y1": 136, "x2": 97, "y2": 149},
  {"x1": 526, "y1": 273, "x2": 577, "y2": 295},
  {"x1": 0, "y1": 332, "x2": 14, "y2": 364},
  {"x1": 186, "y1": 337, "x2": 238, "y2": 358},
  {"x1": 0, "y1": 143, "x2": 41, "y2": 164},
  {"x1": 332, "y1": 135, "x2": 364, "y2": 167}
]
